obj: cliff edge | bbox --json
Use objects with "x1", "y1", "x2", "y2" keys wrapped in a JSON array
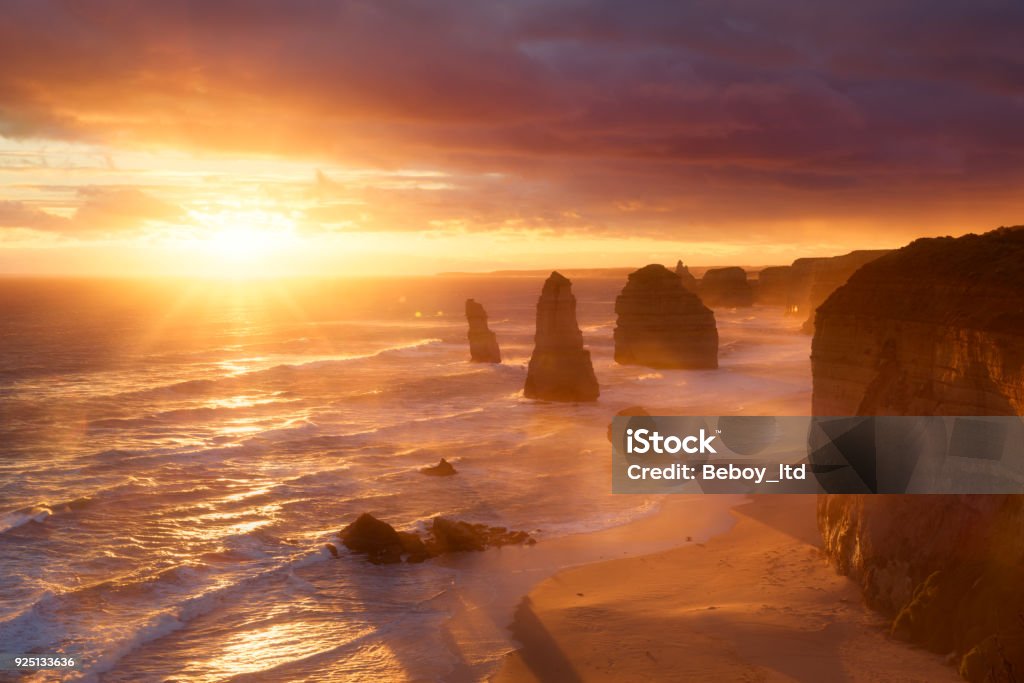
[{"x1": 812, "y1": 226, "x2": 1024, "y2": 682}]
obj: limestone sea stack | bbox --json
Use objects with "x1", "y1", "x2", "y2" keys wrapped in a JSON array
[
  {"x1": 613, "y1": 264, "x2": 718, "y2": 369},
  {"x1": 754, "y1": 265, "x2": 792, "y2": 305},
  {"x1": 812, "y1": 226, "x2": 1024, "y2": 680},
  {"x1": 465, "y1": 298, "x2": 501, "y2": 363},
  {"x1": 523, "y1": 271, "x2": 600, "y2": 402},
  {"x1": 673, "y1": 260, "x2": 699, "y2": 292},
  {"x1": 699, "y1": 266, "x2": 753, "y2": 308}
]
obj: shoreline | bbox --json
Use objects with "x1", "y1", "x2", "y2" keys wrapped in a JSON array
[
  {"x1": 492, "y1": 495, "x2": 960, "y2": 682},
  {"x1": 432, "y1": 494, "x2": 745, "y2": 680}
]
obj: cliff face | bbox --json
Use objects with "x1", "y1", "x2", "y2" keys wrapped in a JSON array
[
  {"x1": 614, "y1": 264, "x2": 718, "y2": 369},
  {"x1": 699, "y1": 266, "x2": 753, "y2": 308},
  {"x1": 674, "y1": 259, "x2": 699, "y2": 292},
  {"x1": 812, "y1": 227, "x2": 1024, "y2": 681},
  {"x1": 523, "y1": 272, "x2": 600, "y2": 402},
  {"x1": 798, "y1": 250, "x2": 890, "y2": 333},
  {"x1": 465, "y1": 298, "x2": 501, "y2": 363}
]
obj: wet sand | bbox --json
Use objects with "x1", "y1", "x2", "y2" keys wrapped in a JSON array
[{"x1": 493, "y1": 495, "x2": 959, "y2": 682}]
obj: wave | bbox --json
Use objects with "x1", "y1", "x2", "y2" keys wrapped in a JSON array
[
  {"x1": 0, "y1": 505, "x2": 52, "y2": 534},
  {"x1": 0, "y1": 532, "x2": 332, "y2": 680},
  {"x1": 0, "y1": 492, "x2": 107, "y2": 535}
]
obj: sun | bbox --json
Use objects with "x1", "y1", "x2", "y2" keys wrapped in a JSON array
[{"x1": 186, "y1": 207, "x2": 300, "y2": 274}]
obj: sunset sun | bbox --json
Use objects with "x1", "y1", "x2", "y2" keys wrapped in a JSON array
[{"x1": 186, "y1": 207, "x2": 301, "y2": 273}]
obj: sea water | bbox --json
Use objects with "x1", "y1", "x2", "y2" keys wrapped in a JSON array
[{"x1": 0, "y1": 276, "x2": 810, "y2": 681}]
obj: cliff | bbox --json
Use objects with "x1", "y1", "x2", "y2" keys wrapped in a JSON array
[
  {"x1": 812, "y1": 226, "x2": 1024, "y2": 681},
  {"x1": 674, "y1": 259, "x2": 699, "y2": 292},
  {"x1": 523, "y1": 271, "x2": 600, "y2": 402},
  {"x1": 465, "y1": 298, "x2": 501, "y2": 363},
  {"x1": 798, "y1": 250, "x2": 890, "y2": 333},
  {"x1": 614, "y1": 264, "x2": 718, "y2": 369},
  {"x1": 699, "y1": 266, "x2": 753, "y2": 308}
]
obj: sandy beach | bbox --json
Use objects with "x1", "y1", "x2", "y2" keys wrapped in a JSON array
[{"x1": 494, "y1": 495, "x2": 960, "y2": 683}]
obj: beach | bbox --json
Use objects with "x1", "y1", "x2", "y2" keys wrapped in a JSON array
[{"x1": 495, "y1": 495, "x2": 960, "y2": 683}]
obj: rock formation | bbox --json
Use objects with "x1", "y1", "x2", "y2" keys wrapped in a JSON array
[
  {"x1": 613, "y1": 264, "x2": 718, "y2": 369},
  {"x1": 794, "y1": 250, "x2": 889, "y2": 332},
  {"x1": 339, "y1": 513, "x2": 429, "y2": 564},
  {"x1": 754, "y1": 265, "x2": 792, "y2": 305},
  {"x1": 812, "y1": 226, "x2": 1024, "y2": 681},
  {"x1": 465, "y1": 298, "x2": 501, "y2": 363},
  {"x1": 781, "y1": 257, "x2": 826, "y2": 315},
  {"x1": 338, "y1": 513, "x2": 533, "y2": 564},
  {"x1": 674, "y1": 260, "x2": 699, "y2": 292},
  {"x1": 699, "y1": 267, "x2": 753, "y2": 308},
  {"x1": 420, "y1": 458, "x2": 457, "y2": 476},
  {"x1": 523, "y1": 272, "x2": 600, "y2": 402}
]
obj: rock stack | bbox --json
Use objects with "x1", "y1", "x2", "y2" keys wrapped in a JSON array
[
  {"x1": 465, "y1": 298, "x2": 501, "y2": 363},
  {"x1": 699, "y1": 267, "x2": 753, "y2": 307},
  {"x1": 523, "y1": 272, "x2": 600, "y2": 402},
  {"x1": 812, "y1": 226, "x2": 1024, "y2": 681},
  {"x1": 754, "y1": 265, "x2": 792, "y2": 305},
  {"x1": 613, "y1": 264, "x2": 718, "y2": 369},
  {"x1": 673, "y1": 260, "x2": 699, "y2": 292}
]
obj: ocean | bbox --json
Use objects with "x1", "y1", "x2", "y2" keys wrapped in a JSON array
[{"x1": 0, "y1": 276, "x2": 811, "y2": 681}]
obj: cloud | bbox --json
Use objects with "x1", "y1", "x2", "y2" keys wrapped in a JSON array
[
  {"x1": 0, "y1": 0, "x2": 1022, "y2": 243},
  {"x1": 71, "y1": 187, "x2": 181, "y2": 232},
  {"x1": 0, "y1": 200, "x2": 68, "y2": 231},
  {"x1": 0, "y1": 187, "x2": 181, "y2": 236}
]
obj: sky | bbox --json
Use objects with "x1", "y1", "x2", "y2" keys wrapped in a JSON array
[{"x1": 1, "y1": 0, "x2": 1022, "y2": 276}]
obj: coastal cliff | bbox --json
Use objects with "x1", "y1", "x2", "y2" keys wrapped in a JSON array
[
  {"x1": 699, "y1": 267, "x2": 753, "y2": 308},
  {"x1": 797, "y1": 250, "x2": 889, "y2": 333},
  {"x1": 523, "y1": 272, "x2": 600, "y2": 402},
  {"x1": 812, "y1": 226, "x2": 1024, "y2": 681},
  {"x1": 614, "y1": 264, "x2": 717, "y2": 369},
  {"x1": 465, "y1": 298, "x2": 501, "y2": 363}
]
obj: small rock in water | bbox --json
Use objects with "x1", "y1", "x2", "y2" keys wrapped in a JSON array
[
  {"x1": 420, "y1": 458, "x2": 457, "y2": 477},
  {"x1": 337, "y1": 512, "x2": 533, "y2": 564}
]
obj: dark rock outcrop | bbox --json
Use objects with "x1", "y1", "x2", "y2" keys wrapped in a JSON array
[
  {"x1": 426, "y1": 517, "x2": 534, "y2": 554},
  {"x1": 523, "y1": 272, "x2": 600, "y2": 402},
  {"x1": 699, "y1": 267, "x2": 753, "y2": 308},
  {"x1": 812, "y1": 232, "x2": 1023, "y2": 416},
  {"x1": 674, "y1": 260, "x2": 699, "y2": 292},
  {"x1": 339, "y1": 513, "x2": 428, "y2": 564},
  {"x1": 338, "y1": 513, "x2": 533, "y2": 564},
  {"x1": 812, "y1": 227, "x2": 1024, "y2": 682},
  {"x1": 465, "y1": 298, "x2": 501, "y2": 363},
  {"x1": 613, "y1": 264, "x2": 718, "y2": 369},
  {"x1": 420, "y1": 458, "x2": 457, "y2": 476}
]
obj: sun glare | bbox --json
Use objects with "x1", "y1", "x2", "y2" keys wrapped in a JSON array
[{"x1": 186, "y1": 207, "x2": 300, "y2": 276}]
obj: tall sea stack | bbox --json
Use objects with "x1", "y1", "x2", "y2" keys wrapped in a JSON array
[
  {"x1": 699, "y1": 267, "x2": 753, "y2": 308},
  {"x1": 754, "y1": 265, "x2": 792, "y2": 305},
  {"x1": 674, "y1": 260, "x2": 699, "y2": 292},
  {"x1": 812, "y1": 226, "x2": 1024, "y2": 681},
  {"x1": 614, "y1": 264, "x2": 718, "y2": 369},
  {"x1": 464, "y1": 299, "x2": 501, "y2": 363},
  {"x1": 523, "y1": 272, "x2": 600, "y2": 402}
]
